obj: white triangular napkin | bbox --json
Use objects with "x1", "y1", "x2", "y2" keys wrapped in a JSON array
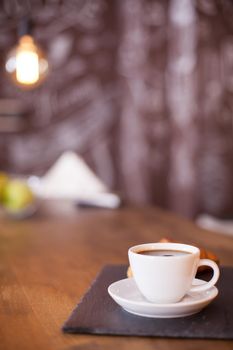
[{"x1": 35, "y1": 151, "x2": 108, "y2": 199}]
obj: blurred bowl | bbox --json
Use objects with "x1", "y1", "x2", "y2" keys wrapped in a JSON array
[{"x1": 3, "y1": 201, "x2": 39, "y2": 220}]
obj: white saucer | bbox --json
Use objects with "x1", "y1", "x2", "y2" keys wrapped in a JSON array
[{"x1": 108, "y1": 278, "x2": 218, "y2": 318}]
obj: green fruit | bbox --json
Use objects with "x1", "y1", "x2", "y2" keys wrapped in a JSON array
[
  {"x1": 0, "y1": 172, "x2": 9, "y2": 202},
  {"x1": 2, "y1": 180, "x2": 34, "y2": 211}
]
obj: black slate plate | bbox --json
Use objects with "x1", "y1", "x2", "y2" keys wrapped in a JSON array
[{"x1": 63, "y1": 265, "x2": 233, "y2": 339}]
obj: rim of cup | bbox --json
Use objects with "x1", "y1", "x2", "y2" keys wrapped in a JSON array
[{"x1": 128, "y1": 242, "x2": 200, "y2": 258}]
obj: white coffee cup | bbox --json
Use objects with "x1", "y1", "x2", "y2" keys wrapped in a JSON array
[{"x1": 128, "y1": 242, "x2": 220, "y2": 304}]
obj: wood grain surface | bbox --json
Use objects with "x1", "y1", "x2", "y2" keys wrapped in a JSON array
[{"x1": 0, "y1": 202, "x2": 233, "y2": 350}]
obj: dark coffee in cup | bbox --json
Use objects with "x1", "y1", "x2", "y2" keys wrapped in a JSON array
[{"x1": 136, "y1": 249, "x2": 191, "y2": 257}]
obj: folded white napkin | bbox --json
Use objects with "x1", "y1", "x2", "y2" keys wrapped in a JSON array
[{"x1": 30, "y1": 151, "x2": 120, "y2": 208}]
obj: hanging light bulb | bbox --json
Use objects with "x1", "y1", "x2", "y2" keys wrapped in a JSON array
[{"x1": 5, "y1": 18, "x2": 49, "y2": 89}]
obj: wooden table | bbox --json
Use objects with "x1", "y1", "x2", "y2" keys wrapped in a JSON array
[{"x1": 1, "y1": 202, "x2": 233, "y2": 350}]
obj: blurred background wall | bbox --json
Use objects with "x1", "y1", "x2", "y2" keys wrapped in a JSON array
[{"x1": 0, "y1": 0, "x2": 232, "y2": 219}]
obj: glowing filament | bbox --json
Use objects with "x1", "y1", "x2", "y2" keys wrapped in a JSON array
[
  {"x1": 15, "y1": 35, "x2": 40, "y2": 85},
  {"x1": 16, "y1": 50, "x2": 39, "y2": 84}
]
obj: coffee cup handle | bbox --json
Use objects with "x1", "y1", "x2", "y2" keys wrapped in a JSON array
[{"x1": 189, "y1": 259, "x2": 220, "y2": 293}]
